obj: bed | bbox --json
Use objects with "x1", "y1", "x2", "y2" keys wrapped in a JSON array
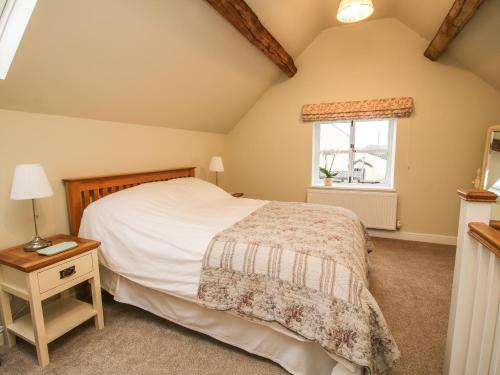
[{"x1": 63, "y1": 168, "x2": 398, "y2": 375}]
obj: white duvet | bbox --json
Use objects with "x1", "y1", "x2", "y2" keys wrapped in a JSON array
[{"x1": 79, "y1": 177, "x2": 267, "y2": 299}]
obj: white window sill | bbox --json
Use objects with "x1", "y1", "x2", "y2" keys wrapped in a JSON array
[{"x1": 309, "y1": 184, "x2": 395, "y2": 193}]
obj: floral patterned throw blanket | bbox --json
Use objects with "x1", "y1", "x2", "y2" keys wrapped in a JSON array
[{"x1": 197, "y1": 201, "x2": 400, "y2": 374}]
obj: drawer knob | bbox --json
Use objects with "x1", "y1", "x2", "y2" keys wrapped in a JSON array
[{"x1": 59, "y1": 266, "x2": 76, "y2": 279}]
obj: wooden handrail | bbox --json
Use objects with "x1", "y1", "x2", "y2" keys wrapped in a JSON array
[
  {"x1": 468, "y1": 222, "x2": 500, "y2": 257},
  {"x1": 457, "y1": 188, "x2": 498, "y2": 202},
  {"x1": 491, "y1": 220, "x2": 500, "y2": 230}
]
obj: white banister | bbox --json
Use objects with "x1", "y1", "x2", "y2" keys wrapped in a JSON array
[
  {"x1": 477, "y1": 251, "x2": 500, "y2": 374},
  {"x1": 445, "y1": 189, "x2": 499, "y2": 375},
  {"x1": 491, "y1": 312, "x2": 500, "y2": 373}
]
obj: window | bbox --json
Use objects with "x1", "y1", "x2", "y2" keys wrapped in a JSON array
[
  {"x1": 0, "y1": 0, "x2": 38, "y2": 79},
  {"x1": 0, "y1": 0, "x2": 7, "y2": 15},
  {"x1": 312, "y1": 119, "x2": 396, "y2": 188},
  {"x1": 0, "y1": 0, "x2": 9, "y2": 29}
]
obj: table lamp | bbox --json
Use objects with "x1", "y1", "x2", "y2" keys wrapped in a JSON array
[
  {"x1": 10, "y1": 164, "x2": 54, "y2": 251},
  {"x1": 209, "y1": 156, "x2": 224, "y2": 186}
]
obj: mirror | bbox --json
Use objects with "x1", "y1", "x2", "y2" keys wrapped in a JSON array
[{"x1": 481, "y1": 125, "x2": 500, "y2": 222}]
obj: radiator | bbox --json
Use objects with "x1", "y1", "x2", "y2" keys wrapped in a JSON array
[{"x1": 306, "y1": 188, "x2": 397, "y2": 230}]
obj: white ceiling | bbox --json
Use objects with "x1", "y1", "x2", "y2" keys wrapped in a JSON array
[{"x1": 0, "y1": 0, "x2": 497, "y2": 133}]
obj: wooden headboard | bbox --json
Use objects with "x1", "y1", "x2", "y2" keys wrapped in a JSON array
[{"x1": 63, "y1": 167, "x2": 195, "y2": 236}]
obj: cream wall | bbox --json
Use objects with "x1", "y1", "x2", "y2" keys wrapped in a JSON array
[
  {"x1": 225, "y1": 18, "x2": 500, "y2": 237},
  {"x1": 0, "y1": 109, "x2": 226, "y2": 248},
  {"x1": 2, "y1": 18, "x2": 500, "y2": 246}
]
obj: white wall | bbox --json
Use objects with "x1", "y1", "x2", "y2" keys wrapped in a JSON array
[
  {"x1": 2, "y1": 18, "x2": 500, "y2": 245},
  {"x1": 0, "y1": 109, "x2": 226, "y2": 248},
  {"x1": 226, "y1": 18, "x2": 500, "y2": 237}
]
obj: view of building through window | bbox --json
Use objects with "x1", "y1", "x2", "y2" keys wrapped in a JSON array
[{"x1": 313, "y1": 119, "x2": 395, "y2": 187}]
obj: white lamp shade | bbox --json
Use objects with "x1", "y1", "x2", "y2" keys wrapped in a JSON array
[
  {"x1": 337, "y1": 0, "x2": 373, "y2": 23},
  {"x1": 209, "y1": 156, "x2": 224, "y2": 172},
  {"x1": 10, "y1": 164, "x2": 54, "y2": 200}
]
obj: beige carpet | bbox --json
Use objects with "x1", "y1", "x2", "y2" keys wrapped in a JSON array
[
  {"x1": 0, "y1": 238, "x2": 455, "y2": 374},
  {"x1": 368, "y1": 238, "x2": 455, "y2": 374}
]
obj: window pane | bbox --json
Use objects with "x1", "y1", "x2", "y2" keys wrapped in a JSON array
[
  {"x1": 318, "y1": 151, "x2": 350, "y2": 182},
  {"x1": 353, "y1": 152, "x2": 388, "y2": 183},
  {"x1": 354, "y1": 120, "x2": 389, "y2": 151},
  {"x1": 319, "y1": 122, "x2": 351, "y2": 152},
  {"x1": 0, "y1": 0, "x2": 6, "y2": 17}
]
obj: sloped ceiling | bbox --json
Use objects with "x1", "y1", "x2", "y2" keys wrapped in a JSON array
[
  {"x1": 391, "y1": 0, "x2": 500, "y2": 92},
  {"x1": 0, "y1": 0, "x2": 497, "y2": 134},
  {"x1": 0, "y1": 0, "x2": 287, "y2": 133},
  {"x1": 446, "y1": 0, "x2": 500, "y2": 91}
]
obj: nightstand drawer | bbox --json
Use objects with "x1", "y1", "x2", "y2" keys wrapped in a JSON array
[{"x1": 37, "y1": 254, "x2": 93, "y2": 294}]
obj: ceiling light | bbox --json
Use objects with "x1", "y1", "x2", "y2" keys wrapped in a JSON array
[{"x1": 337, "y1": 0, "x2": 374, "y2": 23}]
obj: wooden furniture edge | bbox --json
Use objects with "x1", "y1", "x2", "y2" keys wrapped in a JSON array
[
  {"x1": 63, "y1": 167, "x2": 196, "y2": 236},
  {"x1": 457, "y1": 188, "x2": 498, "y2": 202},
  {"x1": 468, "y1": 222, "x2": 500, "y2": 257},
  {"x1": 0, "y1": 235, "x2": 100, "y2": 273},
  {"x1": 490, "y1": 220, "x2": 500, "y2": 230},
  {"x1": 62, "y1": 167, "x2": 195, "y2": 183}
]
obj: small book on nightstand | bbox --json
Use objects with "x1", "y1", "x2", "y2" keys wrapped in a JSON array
[{"x1": 37, "y1": 241, "x2": 78, "y2": 256}]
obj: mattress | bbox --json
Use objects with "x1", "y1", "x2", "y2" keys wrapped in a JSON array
[{"x1": 79, "y1": 177, "x2": 267, "y2": 299}]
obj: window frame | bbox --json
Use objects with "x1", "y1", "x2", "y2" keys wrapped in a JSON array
[
  {"x1": 0, "y1": 0, "x2": 13, "y2": 36},
  {"x1": 0, "y1": 0, "x2": 38, "y2": 80},
  {"x1": 312, "y1": 118, "x2": 397, "y2": 190}
]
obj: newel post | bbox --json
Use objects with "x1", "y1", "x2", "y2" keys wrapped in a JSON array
[{"x1": 444, "y1": 189, "x2": 498, "y2": 374}]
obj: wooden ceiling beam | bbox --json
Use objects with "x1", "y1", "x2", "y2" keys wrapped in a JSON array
[
  {"x1": 424, "y1": 0, "x2": 486, "y2": 60},
  {"x1": 204, "y1": 0, "x2": 297, "y2": 77}
]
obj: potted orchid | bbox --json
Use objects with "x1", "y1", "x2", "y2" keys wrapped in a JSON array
[
  {"x1": 320, "y1": 150, "x2": 338, "y2": 187},
  {"x1": 319, "y1": 150, "x2": 339, "y2": 186}
]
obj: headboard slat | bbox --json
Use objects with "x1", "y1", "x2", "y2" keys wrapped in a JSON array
[
  {"x1": 63, "y1": 167, "x2": 195, "y2": 236},
  {"x1": 82, "y1": 190, "x2": 91, "y2": 207}
]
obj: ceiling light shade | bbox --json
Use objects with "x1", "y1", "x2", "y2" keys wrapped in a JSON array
[{"x1": 337, "y1": 0, "x2": 374, "y2": 23}]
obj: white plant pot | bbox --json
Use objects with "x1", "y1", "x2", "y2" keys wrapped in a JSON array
[{"x1": 324, "y1": 177, "x2": 333, "y2": 187}]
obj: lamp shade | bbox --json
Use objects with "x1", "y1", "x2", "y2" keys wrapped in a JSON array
[
  {"x1": 209, "y1": 156, "x2": 224, "y2": 172},
  {"x1": 10, "y1": 164, "x2": 54, "y2": 200},
  {"x1": 337, "y1": 0, "x2": 373, "y2": 23}
]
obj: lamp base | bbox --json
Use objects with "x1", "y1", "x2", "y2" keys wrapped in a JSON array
[{"x1": 24, "y1": 236, "x2": 52, "y2": 252}]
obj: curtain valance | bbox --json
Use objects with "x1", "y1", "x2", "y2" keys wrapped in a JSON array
[{"x1": 302, "y1": 97, "x2": 414, "y2": 122}]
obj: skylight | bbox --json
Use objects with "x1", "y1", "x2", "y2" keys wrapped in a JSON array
[
  {"x1": 0, "y1": 0, "x2": 7, "y2": 15},
  {"x1": 0, "y1": 0, "x2": 38, "y2": 79},
  {"x1": 0, "y1": 0, "x2": 9, "y2": 28}
]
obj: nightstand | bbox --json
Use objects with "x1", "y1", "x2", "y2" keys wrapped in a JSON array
[
  {"x1": 0, "y1": 235, "x2": 104, "y2": 367},
  {"x1": 231, "y1": 192, "x2": 244, "y2": 198}
]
